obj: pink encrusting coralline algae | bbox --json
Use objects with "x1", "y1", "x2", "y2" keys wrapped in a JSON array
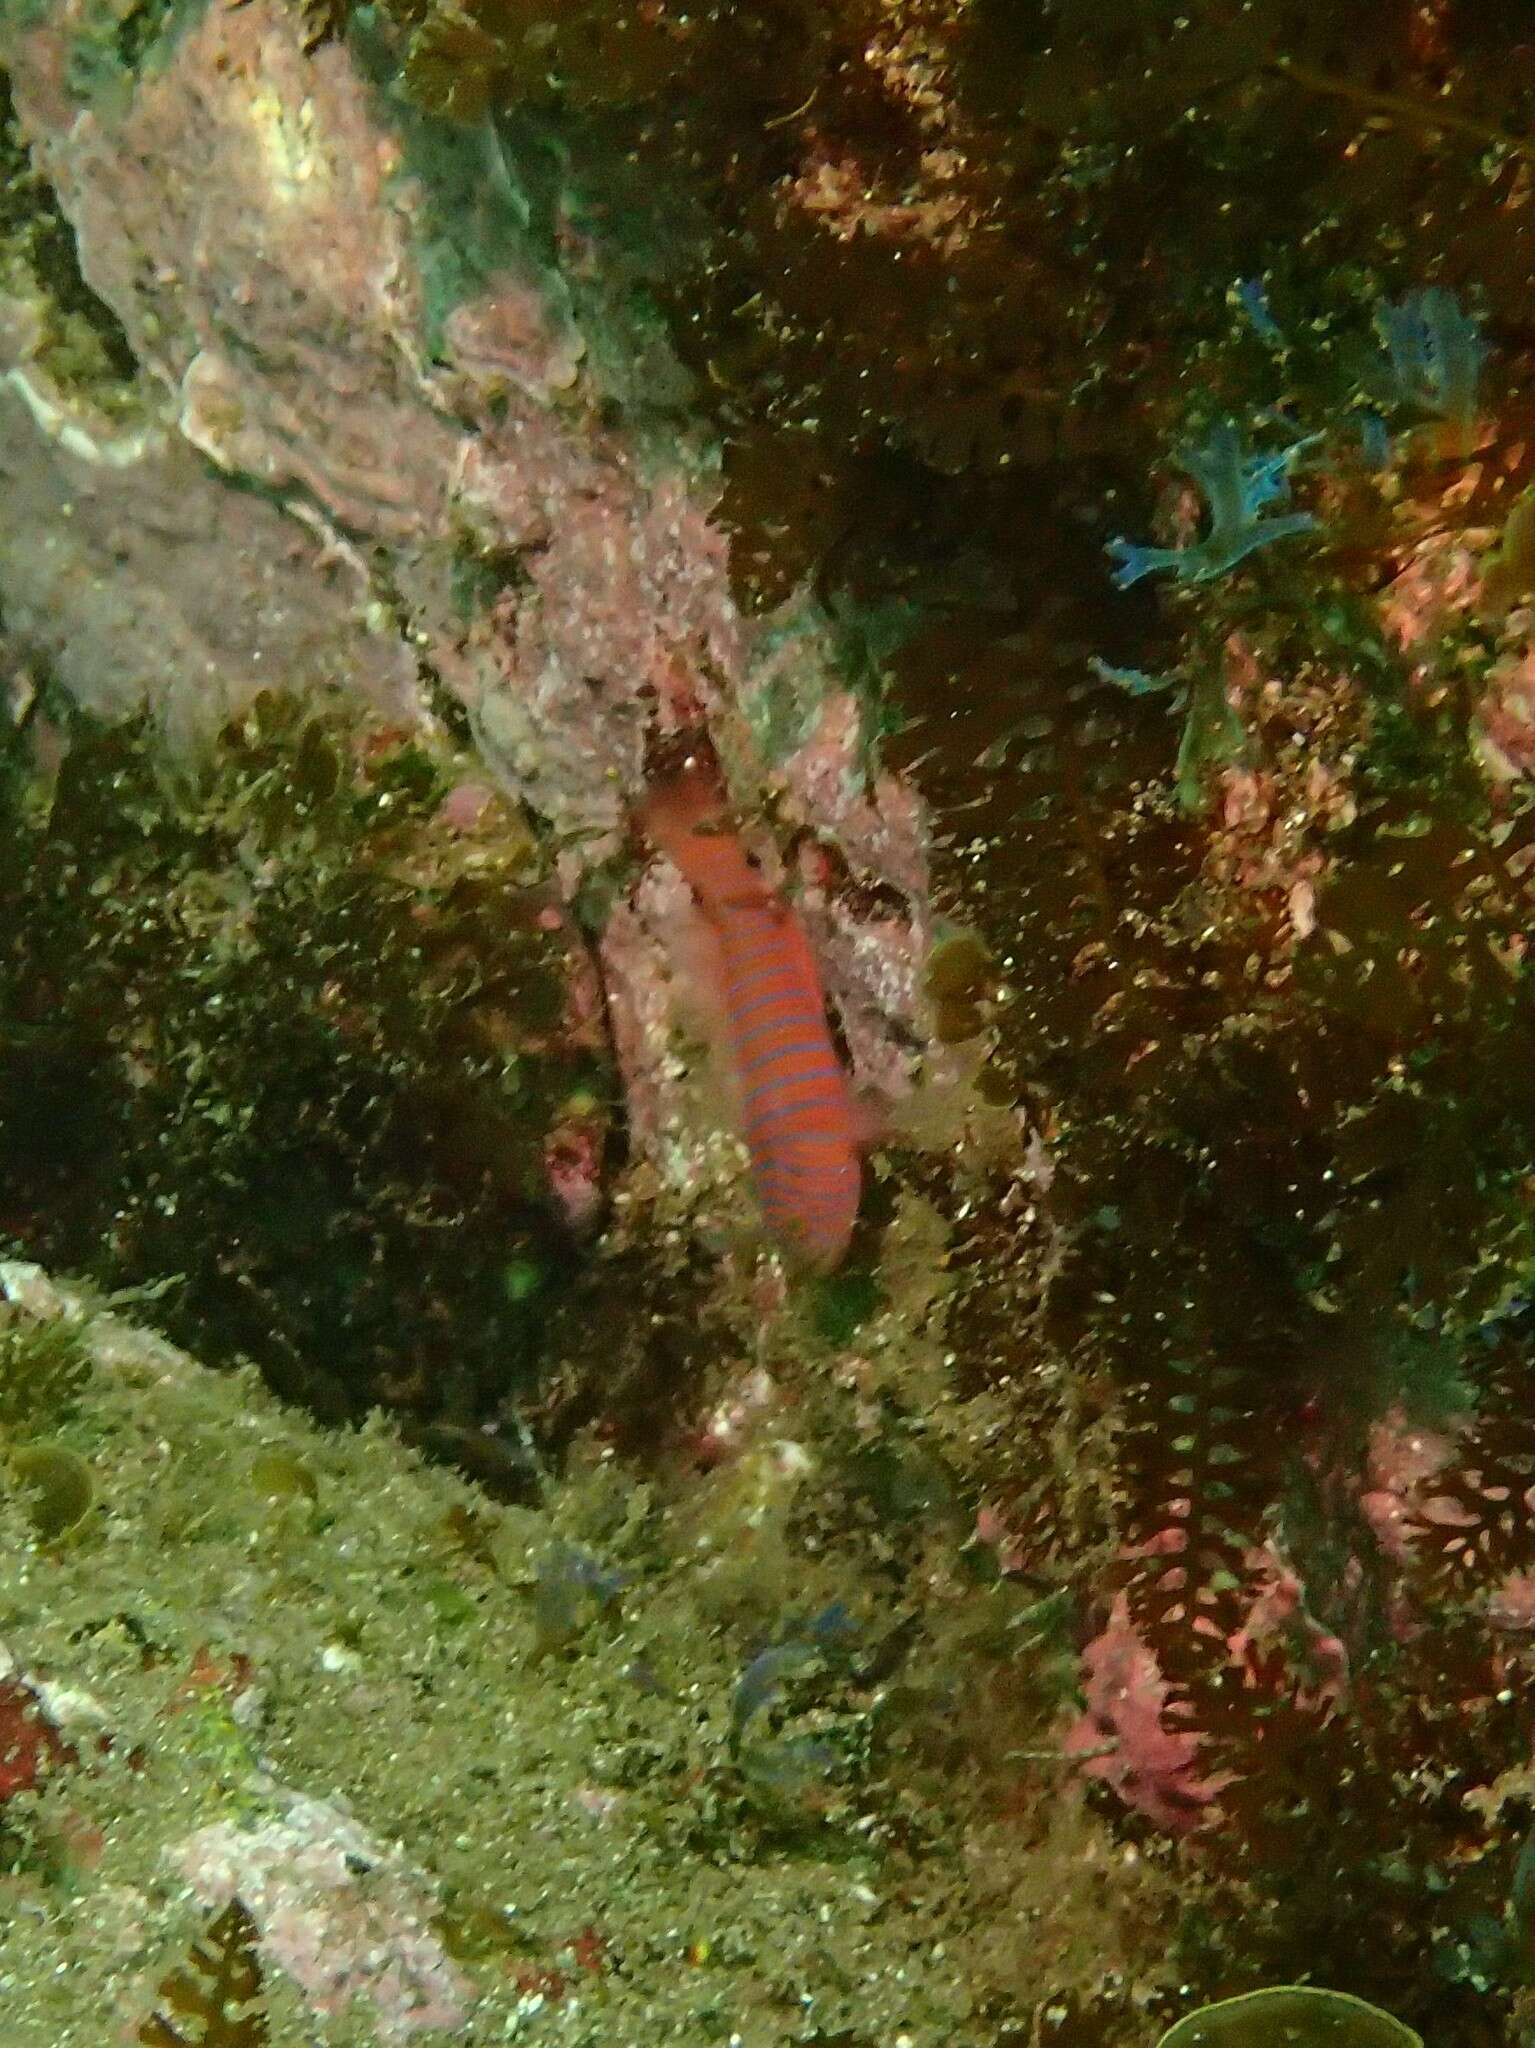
[
  {"x1": 1063, "y1": 1594, "x2": 1229, "y2": 1835},
  {"x1": 1063, "y1": 1542, "x2": 1348, "y2": 1836},
  {"x1": 1069, "y1": 1392, "x2": 1535, "y2": 1839},
  {"x1": 168, "y1": 1793, "x2": 471, "y2": 2041}
]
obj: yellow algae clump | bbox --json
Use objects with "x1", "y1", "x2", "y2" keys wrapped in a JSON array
[{"x1": 7, "y1": 1442, "x2": 93, "y2": 1541}]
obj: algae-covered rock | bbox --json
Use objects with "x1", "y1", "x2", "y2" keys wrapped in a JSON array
[
  {"x1": 0, "y1": 1259, "x2": 1011, "y2": 2048},
  {"x1": 1157, "y1": 1987, "x2": 1423, "y2": 2048}
]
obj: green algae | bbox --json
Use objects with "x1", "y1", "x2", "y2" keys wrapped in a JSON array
[
  {"x1": 57, "y1": 0, "x2": 204, "y2": 108},
  {"x1": 1482, "y1": 486, "x2": 1535, "y2": 617},
  {"x1": 246, "y1": 1452, "x2": 319, "y2": 1507},
  {"x1": 343, "y1": 7, "x2": 697, "y2": 459},
  {"x1": 0, "y1": 1266, "x2": 1039, "y2": 2048},
  {"x1": 1157, "y1": 1988, "x2": 1423, "y2": 2048},
  {"x1": 0, "y1": 691, "x2": 610, "y2": 1463},
  {"x1": 0, "y1": 1306, "x2": 92, "y2": 1435},
  {"x1": 6, "y1": 1440, "x2": 93, "y2": 1540},
  {"x1": 924, "y1": 929, "x2": 994, "y2": 1006}
]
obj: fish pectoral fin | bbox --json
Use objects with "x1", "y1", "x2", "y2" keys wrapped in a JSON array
[{"x1": 849, "y1": 1090, "x2": 888, "y2": 1153}]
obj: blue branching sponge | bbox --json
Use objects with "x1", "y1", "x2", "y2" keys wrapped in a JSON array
[
  {"x1": 1375, "y1": 286, "x2": 1485, "y2": 438},
  {"x1": 1106, "y1": 420, "x2": 1319, "y2": 590}
]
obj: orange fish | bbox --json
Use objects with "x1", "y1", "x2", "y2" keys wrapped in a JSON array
[{"x1": 641, "y1": 758, "x2": 861, "y2": 1272}]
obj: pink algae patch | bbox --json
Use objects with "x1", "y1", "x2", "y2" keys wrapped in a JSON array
[
  {"x1": 1062, "y1": 1596, "x2": 1228, "y2": 1835},
  {"x1": 1357, "y1": 1403, "x2": 1466, "y2": 1563},
  {"x1": 0, "y1": 1677, "x2": 75, "y2": 1801}
]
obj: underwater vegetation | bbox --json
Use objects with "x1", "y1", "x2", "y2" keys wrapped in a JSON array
[
  {"x1": 268, "y1": 0, "x2": 1535, "y2": 616},
  {"x1": 1105, "y1": 422, "x2": 1319, "y2": 591},
  {"x1": 0, "y1": 1253, "x2": 1134, "y2": 2048},
  {"x1": 137, "y1": 1900, "x2": 266, "y2": 2048},
  {"x1": 917, "y1": 254, "x2": 1535, "y2": 2036},
  {"x1": 0, "y1": 690, "x2": 611, "y2": 1471},
  {"x1": 1156, "y1": 1987, "x2": 1422, "y2": 2048},
  {"x1": 0, "y1": 1298, "x2": 95, "y2": 1548},
  {"x1": 1375, "y1": 284, "x2": 1488, "y2": 447},
  {"x1": 5, "y1": 0, "x2": 1535, "y2": 2043}
]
